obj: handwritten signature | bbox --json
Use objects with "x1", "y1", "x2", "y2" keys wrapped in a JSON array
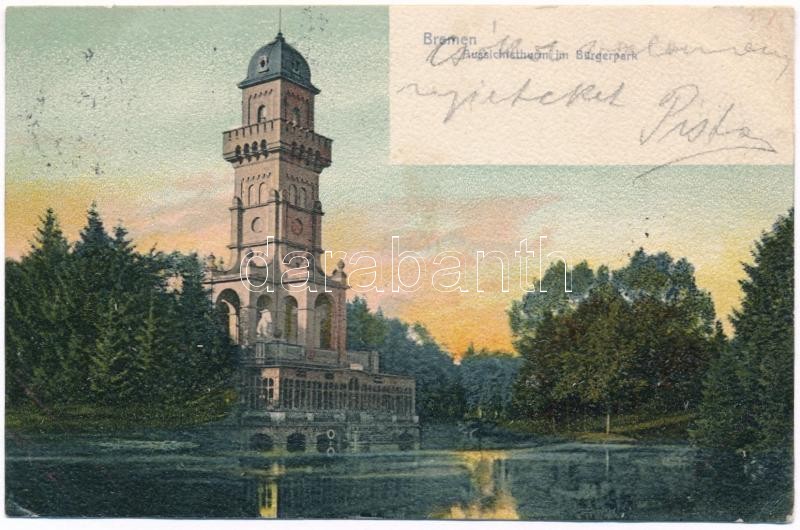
[
  {"x1": 636, "y1": 84, "x2": 776, "y2": 179},
  {"x1": 397, "y1": 79, "x2": 625, "y2": 123}
]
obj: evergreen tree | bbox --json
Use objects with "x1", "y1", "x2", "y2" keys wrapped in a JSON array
[
  {"x1": 132, "y1": 294, "x2": 171, "y2": 403},
  {"x1": 90, "y1": 296, "x2": 137, "y2": 404},
  {"x1": 7, "y1": 206, "x2": 237, "y2": 420},
  {"x1": 168, "y1": 253, "x2": 235, "y2": 403},
  {"x1": 6, "y1": 209, "x2": 75, "y2": 405},
  {"x1": 690, "y1": 343, "x2": 755, "y2": 451},
  {"x1": 693, "y1": 210, "x2": 793, "y2": 452},
  {"x1": 737, "y1": 210, "x2": 793, "y2": 450}
]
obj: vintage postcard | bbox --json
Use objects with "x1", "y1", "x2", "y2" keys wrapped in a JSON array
[{"x1": 4, "y1": 4, "x2": 795, "y2": 523}]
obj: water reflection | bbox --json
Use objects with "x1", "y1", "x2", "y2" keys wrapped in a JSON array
[
  {"x1": 5, "y1": 435, "x2": 792, "y2": 521},
  {"x1": 433, "y1": 450, "x2": 518, "y2": 519},
  {"x1": 257, "y1": 481, "x2": 277, "y2": 518},
  {"x1": 254, "y1": 463, "x2": 284, "y2": 518}
]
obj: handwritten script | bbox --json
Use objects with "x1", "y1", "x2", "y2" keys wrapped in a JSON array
[{"x1": 390, "y1": 6, "x2": 792, "y2": 166}]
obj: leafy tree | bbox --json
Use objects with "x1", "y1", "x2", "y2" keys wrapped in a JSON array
[
  {"x1": 346, "y1": 297, "x2": 388, "y2": 351},
  {"x1": 508, "y1": 260, "x2": 596, "y2": 338},
  {"x1": 460, "y1": 348, "x2": 522, "y2": 420},
  {"x1": 347, "y1": 298, "x2": 464, "y2": 421},
  {"x1": 512, "y1": 250, "x2": 721, "y2": 433},
  {"x1": 554, "y1": 283, "x2": 641, "y2": 433}
]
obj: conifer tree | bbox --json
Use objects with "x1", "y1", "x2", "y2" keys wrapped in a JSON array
[
  {"x1": 7, "y1": 206, "x2": 237, "y2": 417},
  {"x1": 693, "y1": 210, "x2": 793, "y2": 452},
  {"x1": 90, "y1": 296, "x2": 137, "y2": 404},
  {"x1": 6, "y1": 209, "x2": 74, "y2": 405}
]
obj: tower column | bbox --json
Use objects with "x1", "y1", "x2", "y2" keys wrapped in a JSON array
[
  {"x1": 240, "y1": 304, "x2": 257, "y2": 347},
  {"x1": 229, "y1": 199, "x2": 243, "y2": 268}
]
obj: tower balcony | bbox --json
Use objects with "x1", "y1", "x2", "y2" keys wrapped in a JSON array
[
  {"x1": 222, "y1": 118, "x2": 332, "y2": 169},
  {"x1": 245, "y1": 340, "x2": 379, "y2": 373}
]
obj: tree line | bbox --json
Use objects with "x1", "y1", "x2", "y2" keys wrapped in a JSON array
[
  {"x1": 348, "y1": 210, "x2": 793, "y2": 455},
  {"x1": 8, "y1": 204, "x2": 791, "y2": 457},
  {"x1": 347, "y1": 297, "x2": 522, "y2": 422},
  {"x1": 6, "y1": 206, "x2": 236, "y2": 413}
]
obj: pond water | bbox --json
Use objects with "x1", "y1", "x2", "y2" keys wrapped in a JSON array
[{"x1": 5, "y1": 431, "x2": 792, "y2": 521}]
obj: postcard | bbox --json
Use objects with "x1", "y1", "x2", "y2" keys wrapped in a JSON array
[{"x1": 4, "y1": 4, "x2": 794, "y2": 523}]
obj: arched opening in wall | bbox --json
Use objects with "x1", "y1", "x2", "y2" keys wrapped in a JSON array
[
  {"x1": 250, "y1": 433, "x2": 274, "y2": 451},
  {"x1": 251, "y1": 142, "x2": 259, "y2": 156},
  {"x1": 244, "y1": 143, "x2": 250, "y2": 157},
  {"x1": 235, "y1": 145, "x2": 242, "y2": 158},
  {"x1": 260, "y1": 139, "x2": 268, "y2": 155},
  {"x1": 299, "y1": 187, "x2": 307, "y2": 208},
  {"x1": 257, "y1": 105, "x2": 266, "y2": 122},
  {"x1": 290, "y1": 184, "x2": 298, "y2": 206},
  {"x1": 259, "y1": 182, "x2": 267, "y2": 204},
  {"x1": 282, "y1": 296, "x2": 298, "y2": 344},
  {"x1": 216, "y1": 289, "x2": 240, "y2": 344},
  {"x1": 248, "y1": 184, "x2": 256, "y2": 206},
  {"x1": 315, "y1": 294, "x2": 333, "y2": 350},
  {"x1": 256, "y1": 294, "x2": 273, "y2": 339},
  {"x1": 398, "y1": 431, "x2": 414, "y2": 451},
  {"x1": 316, "y1": 431, "x2": 338, "y2": 454},
  {"x1": 286, "y1": 432, "x2": 306, "y2": 453},
  {"x1": 292, "y1": 107, "x2": 301, "y2": 126}
]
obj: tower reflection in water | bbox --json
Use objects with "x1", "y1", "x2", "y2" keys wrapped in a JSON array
[
  {"x1": 433, "y1": 450, "x2": 519, "y2": 520},
  {"x1": 257, "y1": 480, "x2": 278, "y2": 519},
  {"x1": 254, "y1": 462, "x2": 284, "y2": 519}
]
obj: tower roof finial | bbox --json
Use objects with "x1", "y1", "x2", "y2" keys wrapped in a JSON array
[{"x1": 277, "y1": 8, "x2": 283, "y2": 38}]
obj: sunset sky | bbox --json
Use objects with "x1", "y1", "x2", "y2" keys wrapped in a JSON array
[{"x1": 6, "y1": 7, "x2": 793, "y2": 355}]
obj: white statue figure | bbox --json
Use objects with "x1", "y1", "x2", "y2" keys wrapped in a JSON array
[{"x1": 256, "y1": 309, "x2": 273, "y2": 339}]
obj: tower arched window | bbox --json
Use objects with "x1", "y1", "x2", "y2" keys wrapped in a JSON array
[
  {"x1": 259, "y1": 183, "x2": 267, "y2": 204},
  {"x1": 282, "y1": 296, "x2": 299, "y2": 343},
  {"x1": 257, "y1": 294, "x2": 273, "y2": 339},
  {"x1": 216, "y1": 289, "x2": 240, "y2": 345},
  {"x1": 292, "y1": 107, "x2": 301, "y2": 126},
  {"x1": 290, "y1": 184, "x2": 298, "y2": 206},
  {"x1": 315, "y1": 294, "x2": 333, "y2": 350},
  {"x1": 299, "y1": 187, "x2": 307, "y2": 208},
  {"x1": 257, "y1": 104, "x2": 267, "y2": 122},
  {"x1": 248, "y1": 185, "x2": 255, "y2": 206}
]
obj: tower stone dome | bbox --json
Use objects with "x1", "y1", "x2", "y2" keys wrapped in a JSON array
[{"x1": 239, "y1": 32, "x2": 319, "y2": 94}]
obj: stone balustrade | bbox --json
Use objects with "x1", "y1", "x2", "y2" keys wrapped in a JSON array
[{"x1": 222, "y1": 118, "x2": 332, "y2": 167}]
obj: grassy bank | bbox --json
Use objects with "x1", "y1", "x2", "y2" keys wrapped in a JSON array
[
  {"x1": 6, "y1": 391, "x2": 236, "y2": 433},
  {"x1": 506, "y1": 411, "x2": 696, "y2": 444}
]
